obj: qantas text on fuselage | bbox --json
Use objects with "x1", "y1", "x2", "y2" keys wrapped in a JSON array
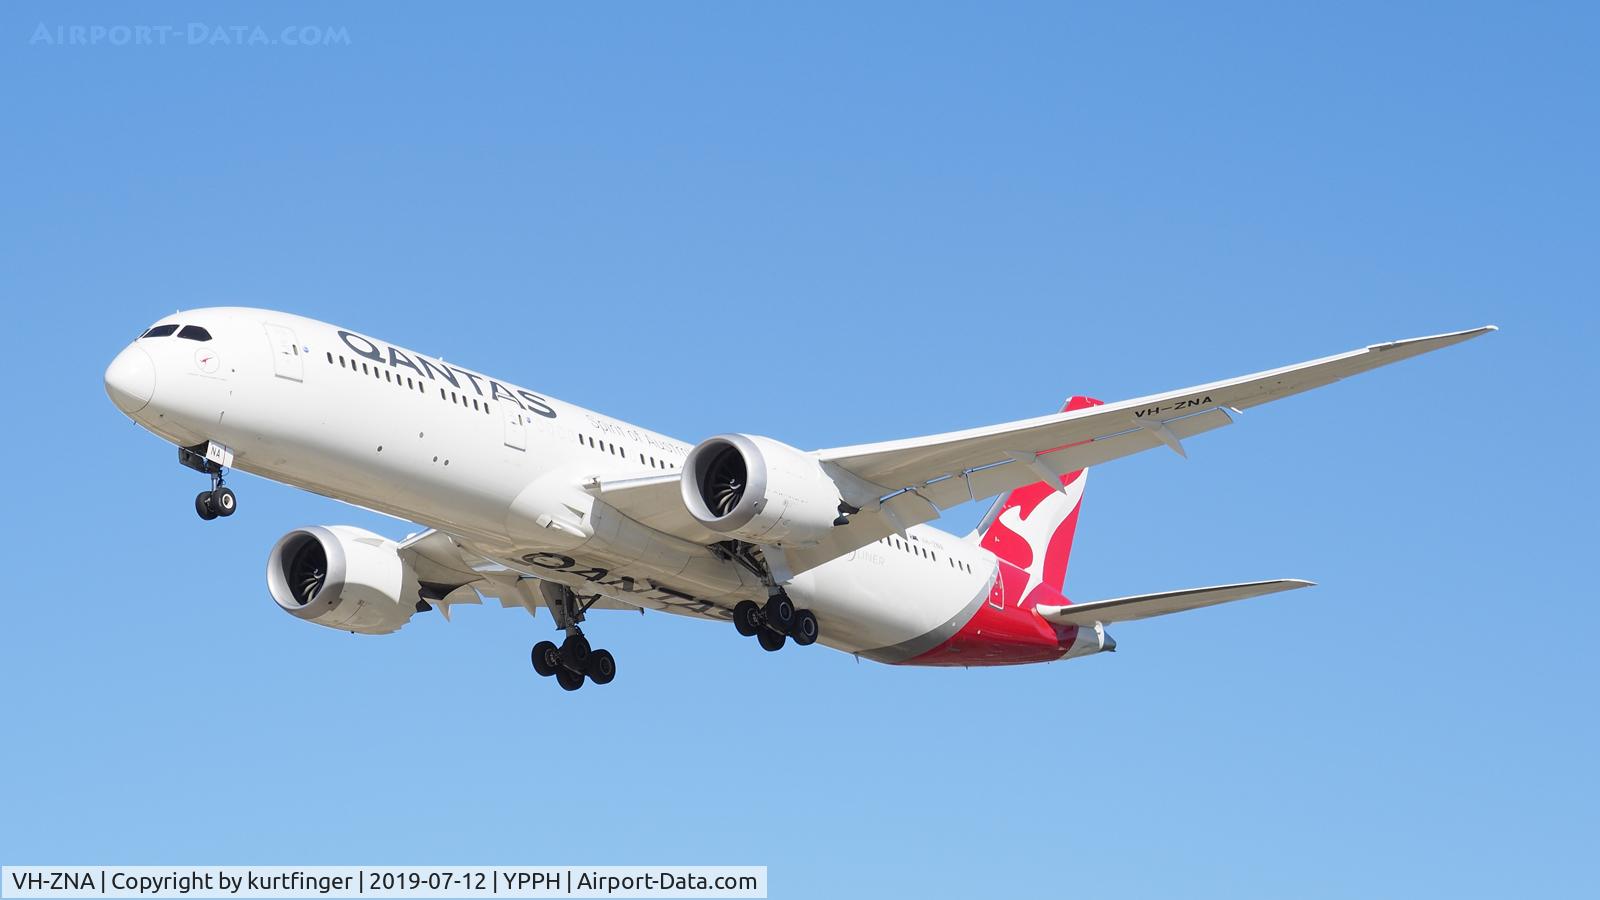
[{"x1": 103, "y1": 308, "x2": 1494, "y2": 691}]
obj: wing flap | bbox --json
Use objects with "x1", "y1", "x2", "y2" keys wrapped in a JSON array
[
  {"x1": 786, "y1": 407, "x2": 1241, "y2": 573},
  {"x1": 1034, "y1": 405, "x2": 1236, "y2": 473},
  {"x1": 1035, "y1": 579, "x2": 1314, "y2": 626}
]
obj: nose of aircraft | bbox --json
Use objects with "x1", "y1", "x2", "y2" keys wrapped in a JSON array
[{"x1": 105, "y1": 344, "x2": 156, "y2": 414}]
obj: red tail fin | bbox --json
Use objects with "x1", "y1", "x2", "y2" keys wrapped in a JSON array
[{"x1": 975, "y1": 396, "x2": 1102, "y2": 598}]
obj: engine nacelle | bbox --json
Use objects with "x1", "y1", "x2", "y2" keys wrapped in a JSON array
[
  {"x1": 681, "y1": 433, "x2": 844, "y2": 547},
  {"x1": 266, "y1": 526, "x2": 421, "y2": 635}
]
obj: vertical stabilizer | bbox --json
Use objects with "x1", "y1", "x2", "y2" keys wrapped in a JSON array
[{"x1": 972, "y1": 396, "x2": 1101, "y2": 597}]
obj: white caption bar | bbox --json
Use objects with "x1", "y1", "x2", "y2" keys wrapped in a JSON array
[{"x1": 1, "y1": 867, "x2": 766, "y2": 899}]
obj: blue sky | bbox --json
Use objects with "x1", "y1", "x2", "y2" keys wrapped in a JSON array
[{"x1": 2, "y1": 3, "x2": 1595, "y2": 897}]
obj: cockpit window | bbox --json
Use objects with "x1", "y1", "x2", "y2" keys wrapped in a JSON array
[
  {"x1": 177, "y1": 325, "x2": 212, "y2": 342},
  {"x1": 140, "y1": 324, "x2": 179, "y2": 338}
]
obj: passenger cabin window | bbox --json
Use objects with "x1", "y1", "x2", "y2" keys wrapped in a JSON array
[
  {"x1": 140, "y1": 324, "x2": 179, "y2": 338},
  {"x1": 176, "y1": 325, "x2": 212, "y2": 342}
]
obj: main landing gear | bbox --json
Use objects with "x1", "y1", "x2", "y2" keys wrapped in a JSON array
[
  {"x1": 531, "y1": 633, "x2": 616, "y2": 691},
  {"x1": 180, "y1": 443, "x2": 237, "y2": 521},
  {"x1": 706, "y1": 541, "x2": 821, "y2": 653},
  {"x1": 531, "y1": 582, "x2": 617, "y2": 691},
  {"x1": 732, "y1": 590, "x2": 819, "y2": 652}
]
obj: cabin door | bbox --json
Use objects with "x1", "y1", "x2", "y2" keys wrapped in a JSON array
[{"x1": 264, "y1": 324, "x2": 303, "y2": 382}]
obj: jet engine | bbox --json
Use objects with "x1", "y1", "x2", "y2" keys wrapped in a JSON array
[
  {"x1": 265, "y1": 525, "x2": 421, "y2": 634},
  {"x1": 681, "y1": 434, "x2": 845, "y2": 546}
]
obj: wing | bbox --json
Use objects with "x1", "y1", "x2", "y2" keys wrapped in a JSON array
[
  {"x1": 1035, "y1": 579, "x2": 1314, "y2": 626},
  {"x1": 592, "y1": 326, "x2": 1494, "y2": 574},
  {"x1": 784, "y1": 325, "x2": 1495, "y2": 572}
]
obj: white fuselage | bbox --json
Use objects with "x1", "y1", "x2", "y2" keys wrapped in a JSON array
[{"x1": 106, "y1": 308, "x2": 1005, "y2": 662}]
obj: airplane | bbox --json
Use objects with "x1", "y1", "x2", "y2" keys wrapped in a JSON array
[{"x1": 103, "y1": 310, "x2": 1495, "y2": 690}]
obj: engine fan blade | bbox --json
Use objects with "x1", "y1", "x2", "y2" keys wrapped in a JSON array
[
  {"x1": 713, "y1": 478, "x2": 742, "y2": 515},
  {"x1": 292, "y1": 559, "x2": 325, "y2": 604}
]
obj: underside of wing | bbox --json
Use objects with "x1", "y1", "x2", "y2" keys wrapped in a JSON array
[
  {"x1": 399, "y1": 530, "x2": 640, "y2": 620},
  {"x1": 584, "y1": 471, "x2": 722, "y2": 545}
]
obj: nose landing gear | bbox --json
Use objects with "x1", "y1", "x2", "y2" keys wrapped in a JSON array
[
  {"x1": 194, "y1": 485, "x2": 236, "y2": 520},
  {"x1": 181, "y1": 442, "x2": 237, "y2": 520},
  {"x1": 733, "y1": 591, "x2": 820, "y2": 652}
]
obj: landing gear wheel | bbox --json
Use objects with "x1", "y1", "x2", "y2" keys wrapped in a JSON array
[
  {"x1": 559, "y1": 633, "x2": 591, "y2": 670},
  {"x1": 556, "y1": 669, "x2": 585, "y2": 691},
  {"x1": 733, "y1": 600, "x2": 762, "y2": 637},
  {"x1": 211, "y1": 486, "x2": 237, "y2": 517},
  {"x1": 764, "y1": 593, "x2": 796, "y2": 634},
  {"x1": 792, "y1": 609, "x2": 819, "y2": 646},
  {"x1": 585, "y1": 649, "x2": 616, "y2": 685},
  {"x1": 531, "y1": 640, "x2": 560, "y2": 677},
  {"x1": 195, "y1": 491, "x2": 218, "y2": 520},
  {"x1": 757, "y1": 629, "x2": 787, "y2": 652}
]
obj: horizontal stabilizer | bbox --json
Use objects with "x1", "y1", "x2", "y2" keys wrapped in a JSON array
[{"x1": 1035, "y1": 579, "x2": 1314, "y2": 626}]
